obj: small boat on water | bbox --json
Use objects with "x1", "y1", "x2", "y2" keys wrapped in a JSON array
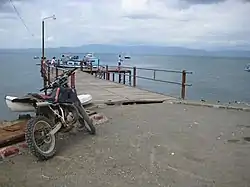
[
  {"x1": 34, "y1": 56, "x2": 39, "y2": 59},
  {"x1": 124, "y1": 55, "x2": 131, "y2": 59},
  {"x1": 244, "y1": 64, "x2": 250, "y2": 72},
  {"x1": 5, "y1": 94, "x2": 92, "y2": 112}
]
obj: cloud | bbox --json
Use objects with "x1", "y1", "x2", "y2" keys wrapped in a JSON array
[
  {"x1": 0, "y1": 13, "x2": 17, "y2": 20},
  {"x1": 46, "y1": 36, "x2": 54, "y2": 42},
  {"x1": 0, "y1": 0, "x2": 250, "y2": 49},
  {"x1": 0, "y1": 0, "x2": 31, "y2": 12}
]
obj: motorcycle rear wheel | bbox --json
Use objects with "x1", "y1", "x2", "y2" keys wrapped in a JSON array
[{"x1": 25, "y1": 116, "x2": 57, "y2": 161}]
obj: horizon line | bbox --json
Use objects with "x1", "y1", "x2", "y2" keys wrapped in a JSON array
[{"x1": 0, "y1": 44, "x2": 250, "y2": 52}]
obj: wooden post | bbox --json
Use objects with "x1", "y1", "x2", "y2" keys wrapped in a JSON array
[
  {"x1": 106, "y1": 65, "x2": 110, "y2": 80},
  {"x1": 103, "y1": 70, "x2": 106, "y2": 79},
  {"x1": 43, "y1": 61, "x2": 47, "y2": 95},
  {"x1": 51, "y1": 65, "x2": 54, "y2": 75},
  {"x1": 128, "y1": 71, "x2": 132, "y2": 86},
  {"x1": 123, "y1": 72, "x2": 126, "y2": 84},
  {"x1": 71, "y1": 72, "x2": 76, "y2": 88},
  {"x1": 56, "y1": 66, "x2": 58, "y2": 78},
  {"x1": 181, "y1": 70, "x2": 186, "y2": 100},
  {"x1": 118, "y1": 72, "x2": 121, "y2": 83},
  {"x1": 133, "y1": 67, "x2": 136, "y2": 87},
  {"x1": 47, "y1": 63, "x2": 51, "y2": 85},
  {"x1": 118, "y1": 63, "x2": 121, "y2": 83},
  {"x1": 80, "y1": 60, "x2": 83, "y2": 71},
  {"x1": 40, "y1": 59, "x2": 43, "y2": 77}
]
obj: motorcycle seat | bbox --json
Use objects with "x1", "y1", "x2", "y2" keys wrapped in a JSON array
[{"x1": 27, "y1": 93, "x2": 54, "y2": 101}]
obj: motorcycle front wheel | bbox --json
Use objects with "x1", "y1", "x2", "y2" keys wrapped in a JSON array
[
  {"x1": 25, "y1": 116, "x2": 57, "y2": 161},
  {"x1": 79, "y1": 117, "x2": 96, "y2": 135}
]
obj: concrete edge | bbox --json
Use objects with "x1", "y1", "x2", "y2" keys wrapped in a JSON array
[
  {"x1": 170, "y1": 100, "x2": 250, "y2": 112},
  {"x1": 91, "y1": 98, "x2": 250, "y2": 112},
  {"x1": 104, "y1": 99, "x2": 167, "y2": 106}
]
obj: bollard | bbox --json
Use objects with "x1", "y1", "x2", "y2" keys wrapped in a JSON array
[
  {"x1": 133, "y1": 67, "x2": 136, "y2": 87},
  {"x1": 181, "y1": 70, "x2": 186, "y2": 99}
]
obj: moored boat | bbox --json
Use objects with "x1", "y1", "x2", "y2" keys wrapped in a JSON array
[
  {"x1": 124, "y1": 55, "x2": 131, "y2": 59},
  {"x1": 244, "y1": 63, "x2": 250, "y2": 72},
  {"x1": 57, "y1": 53, "x2": 99, "y2": 69}
]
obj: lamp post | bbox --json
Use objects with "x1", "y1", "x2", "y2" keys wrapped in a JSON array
[
  {"x1": 41, "y1": 15, "x2": 56, "y2": 94},
  {"x1": 41, "y1": 14, "x2": 56, "y2": 61}
]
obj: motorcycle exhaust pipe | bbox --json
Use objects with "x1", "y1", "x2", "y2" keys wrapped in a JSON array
[{"x1": 36, "y1": 101, "x2": 51, "y2": 107}]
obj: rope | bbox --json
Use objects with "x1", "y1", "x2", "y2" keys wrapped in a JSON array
[{"x1": 8, "y1": 0, "x2": 34, "y2": 37}]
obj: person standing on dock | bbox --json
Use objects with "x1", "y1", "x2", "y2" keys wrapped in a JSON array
[
  {"x1": 117, "y1": 54, "x2": 123, "y2": 71},
  {"x1": 51, "y1": 57, "x2": 56, "y2": 66},
  {"x1": 51, "y1": 57, "x2": 56, "y2": 74},
  {"x1": 80, "y1": 56, "x2": 86, "y2": 71},
  {"x1": 41, "y1": 57, "x2": 48, "y2": 83},
  {"x1": 117, "y1": 54, "x2": 123, "y2": 83},
  {"x1": 61, "y1": 54, "x2": 68, "y2": 65}
]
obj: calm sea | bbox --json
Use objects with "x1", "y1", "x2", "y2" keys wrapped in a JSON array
[{"x1": 0, "y1": 52, "x2": 250, "y2": 121}]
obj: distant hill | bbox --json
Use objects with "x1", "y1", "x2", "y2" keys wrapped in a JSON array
[{"x1": 0, "y1": 44, "x2": 250, "y2": 58}]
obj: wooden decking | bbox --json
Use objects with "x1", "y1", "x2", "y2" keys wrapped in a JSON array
[{"x1": 75, "y1": 70, "x2": 176, "y2": 105}]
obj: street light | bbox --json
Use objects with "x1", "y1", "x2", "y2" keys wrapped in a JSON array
[
  {"x1": 41, "y1": 14, "x2": 56, "y2": 95},
  {"x1": 41, "y1": 14, "x2": 56, "y2": 61}
]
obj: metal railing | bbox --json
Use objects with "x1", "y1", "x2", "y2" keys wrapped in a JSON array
[
  {"x1": 86, "y1": 64, "x2": 193, "y2": 99},
  {"x1": 40, "y1": 62, "x2": 76, "y2": 95}
]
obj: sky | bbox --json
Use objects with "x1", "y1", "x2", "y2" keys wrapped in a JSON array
[{"x1": 0, "y1": 0, "x2": 250, "y2": 49}]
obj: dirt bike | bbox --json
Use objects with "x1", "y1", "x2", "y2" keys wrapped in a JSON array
[{"x1": 13, "y1": 68, "x2": 96, "y2": 160}]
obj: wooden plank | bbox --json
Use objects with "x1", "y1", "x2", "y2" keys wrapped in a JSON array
[{"x1": 0, "y1": 120, "x2": 27, "y2": 148}]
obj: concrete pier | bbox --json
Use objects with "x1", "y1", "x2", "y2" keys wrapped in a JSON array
[
  {"x1": 75, "y1": 71, "x2": 175, "y2": 105},
  {"x1": 1, "y1": 70, "x2": 250, "y2": 187}
]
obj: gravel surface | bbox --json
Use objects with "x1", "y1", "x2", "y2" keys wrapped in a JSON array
[{"x1": 0, "y1": 103, "x2": 250, "y2": 187}]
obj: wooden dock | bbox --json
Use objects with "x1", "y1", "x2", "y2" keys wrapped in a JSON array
[
  {"x1": 75, "y1": 70, "x2": 176, "y2": 105},
  {"x1": 81, "y1": 67, "x2": 131, "y2": 74},
  {"x1": 43, "y1": 63, "x2": 193, "y2": 100}
]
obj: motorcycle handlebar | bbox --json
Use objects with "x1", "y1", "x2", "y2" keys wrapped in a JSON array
[
  {"x1": 39, "y1": 67, "x2": 78, "y2": 92},
  {"x1": 65, "y1": 67, "x2": 78, "y2": 76},
  {"x1": 40, "y1": 86, "x2": 49, "y2": 92}
]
